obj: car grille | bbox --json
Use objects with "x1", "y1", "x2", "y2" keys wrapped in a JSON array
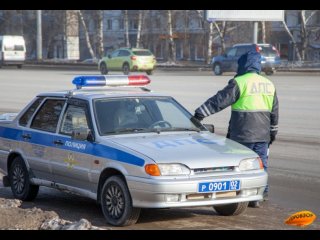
[{"x1": 193, "y1": 166, "x2": 234, "y2": 174}]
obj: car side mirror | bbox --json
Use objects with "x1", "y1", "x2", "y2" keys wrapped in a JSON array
[
  {"x1": 71, "y1": 127, "x2": 94, "y2": 142},
  {"x1": 203, "y1": 124, "x2": 215, "y2": 133}
]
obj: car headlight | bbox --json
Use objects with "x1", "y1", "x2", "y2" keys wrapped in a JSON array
[
  {"x1": 145, "y1": 164, "x2": 190, "y2": 176},
  {"x1": 239, "y1": 157, "x2": 263, "y2": 171}
]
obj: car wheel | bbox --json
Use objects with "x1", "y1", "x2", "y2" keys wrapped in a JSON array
[
  {"x1": 122, "y1": 63, "x2": 130, "y2": 75},
  {"x1": 146, "y1": 70, "x2": 153, "y2": 75},
  {"x1": 100, "y1": 175, "x2": 141, "y2": 226},
  {"x1": 9, "y1": 156, "x2": 39, "y2": 201},
  {"x1": 265, "y1": 70, "x2": 274, "y2": 75},
  {"x1": 100, "y1": 62, "x2": 108, "y2": 75},
  {"x1": 213, "y1": 202, "x2": 248, "y2": 216},
  {"x1": 17, "y1": 65, "x2": 22, "y2": 69},
  {"x1": 213, "y1": 63, "x2": 222, "y2": 75}
]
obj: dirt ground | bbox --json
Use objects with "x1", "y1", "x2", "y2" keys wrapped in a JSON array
[{"x1": 0, "y1": 172, "x2": 100, "y2": 230}]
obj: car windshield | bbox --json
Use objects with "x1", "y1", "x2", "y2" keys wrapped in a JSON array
[
  {"x1": 132, "y1": 50, "x2": 152, "y2": 56},
  {"x1": 93, "y1": 97, "x2": 205, "y2": 135}
]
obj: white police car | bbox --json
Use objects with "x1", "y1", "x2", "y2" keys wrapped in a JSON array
[{"x1": 0, "y1": 75, "x2": 267, "y2": 226}]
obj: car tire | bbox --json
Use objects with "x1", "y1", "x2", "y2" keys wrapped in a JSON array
[
  {"x1": 100, "y1": 62, "x2": 108, "y2": 75},
  {"x1": 213, "y1": 63, "x2": 222, "y2": 75},
  {"x1": 265, "y1": 70, "x2": 274, "y2": 75},
  {"x1": 122, "y1": 63, "x2": 130, "y2": 75},
  {"x1": 146, "y1": 70, "x2": 153, "y2": 75},
  {"x1": 100, "y1": 175, "x2": 141, "y2": 226},
  {"x1": 17, "y1": 65, "x2": 22, "y2": 69},
  {"x1": 213, "y1": 202, "x2": 248, "y2": 216},
  {"x1": 9, "y1": 156, "x2": 39, "y2": 201}
]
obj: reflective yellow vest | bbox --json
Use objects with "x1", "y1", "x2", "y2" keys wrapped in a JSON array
[{"x1": 232, "y1": 73, "x2": 275, "y2": 112}]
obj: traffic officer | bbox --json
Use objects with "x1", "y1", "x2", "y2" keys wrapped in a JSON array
[{"x1": 194, "y1": 50, "x2": 279, "y2": 208}]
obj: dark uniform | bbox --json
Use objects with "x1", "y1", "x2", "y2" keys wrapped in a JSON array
[{"x1": 194, "y1": 51, "x2": 279, "y2": 206}]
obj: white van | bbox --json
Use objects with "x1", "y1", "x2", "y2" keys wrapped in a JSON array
[{"x1": 0, "y1": 35, "x2": 26, "y2": 69}]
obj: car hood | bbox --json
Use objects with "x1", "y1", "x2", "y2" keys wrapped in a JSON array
[{"x1": 105, "y1": 132, "x2": 257, "y2": 169}]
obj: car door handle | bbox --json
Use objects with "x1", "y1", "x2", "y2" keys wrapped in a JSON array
[
  {"x1": 53, "y1": 140, "x2": 64, "y2": 145},
  {"x1": 22, "y1": 134, "x2": 31, "y2": 140}
]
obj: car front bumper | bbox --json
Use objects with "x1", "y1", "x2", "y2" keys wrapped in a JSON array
[{"x1": 127, "y1": 171, "x2": 267, "y2": 208}]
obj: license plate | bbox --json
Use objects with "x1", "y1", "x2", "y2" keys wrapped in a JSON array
[{"x1": 198, "y1": 180, "x2": 240, "y2": 193}]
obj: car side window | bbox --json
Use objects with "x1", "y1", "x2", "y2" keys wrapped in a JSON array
[
  {"x1": 119, "y1": 50, "x2": 130, "y2": 57},
  {"x1": 19, "y1": 97, "x2": 44, "y2": 127},
  {"x1": 111, "y1": 50, "x2": 119, "y2": 58},
  {"x1": 236, "y1": 46, "x2": 248, "y2": 57},
  {"x1": 227, "y1": 48, "x2": 237, "y2": 57},
  {"x1": 30, "y1": 99, "x2": 65, "y2": 133},
  {"x1": 60, "y1": 104, "x2": 89, "y2": 136}
]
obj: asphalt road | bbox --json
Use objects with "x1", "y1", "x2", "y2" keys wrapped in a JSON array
[{"x1": 0, "y1": 67, "x2": 319, "y2": 229}]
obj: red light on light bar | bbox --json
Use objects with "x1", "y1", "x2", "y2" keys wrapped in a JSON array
[{"x1": 128, "y1": 75, "x2": 151, "y2": 86}]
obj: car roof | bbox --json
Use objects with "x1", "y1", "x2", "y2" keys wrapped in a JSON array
[
  {"x1": 119, "y1": 47, "x2": 150, "y2": 51},
  {"x1": 37, "y1": 87, "x2": 169, "y2": 101},
  {"x1": 233, "y1": 43, "x2": 272, "y2": 47}
]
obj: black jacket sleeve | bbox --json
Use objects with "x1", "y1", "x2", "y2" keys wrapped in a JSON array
[
  {"x1": 195, "y1": 79, "x2": 240, "y2": 118},
  {"x1": 270, "y1": 90, "x2": 279, "y2": 136}
]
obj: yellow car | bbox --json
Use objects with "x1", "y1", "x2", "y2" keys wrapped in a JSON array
[{"x1": 99, "y1": 48, "x2": 156, "y2": 75}]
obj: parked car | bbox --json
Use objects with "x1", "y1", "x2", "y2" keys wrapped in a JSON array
[
  {"x1": 0, "y1": 75, "x2": 267, "y2": 226},
  {"x1": 211, "y1": 43, "x2": 281, "y2": 76},
  {"x1": 0, "y1": 35, "x2": 26, "y2": 69},
  {"x1": 99, "y1": 48, "x2": 156, "y2": 75}
]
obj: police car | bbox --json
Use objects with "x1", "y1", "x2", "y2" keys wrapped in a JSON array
[{"x1": 0, "y1": 75, "x2": 267, "y2": 226}]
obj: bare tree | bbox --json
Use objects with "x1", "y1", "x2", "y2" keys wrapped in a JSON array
[
  {"x1": 124, "y1": 10, "x2": 130, "y2": 47},
  {"x1": 282, "y1": 19, "x2": 302, "y2": 61},
  {"x1": 96, "y1": 10, "x2": 104, "y2": 59},
  {"x1": 300, "y1": 10, "x2": 318, "y2": 60},
  {"x1": 207, "y1": 22, "x2": 214, "y2": 64},
  {"x1": 213, "y1": 21, "x2": 228, "y2": 53},
  {"x1": 261, "y1": 21, "x2": 266, "y2": 43},
  {"x1": 77, "y1": 10, "x2": 95, "y2": 59},
  {"x1": 166, "y1": 10, "x2": 176, "y2": 63},
  {"x1": 136, "y1": 11, "x2": 143, "y2": 48}
]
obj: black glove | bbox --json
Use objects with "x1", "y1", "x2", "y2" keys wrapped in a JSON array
[
  {"x1": 194, "y1": 112, "x2": 204, "y2": 122},
  {"x1": 270, "y1": 131, "x2": 277, "y2": 144}
]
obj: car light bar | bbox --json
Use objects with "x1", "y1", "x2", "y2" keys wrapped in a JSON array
[{"x1": 72, "y1": 75, "x2": 151, "y2": 89}]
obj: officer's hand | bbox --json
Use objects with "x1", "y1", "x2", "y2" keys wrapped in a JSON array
[
  {"x1": 270, "y1": 132, "x2": 276, "y2": 144},
  {"x1": 194, "y1": 112, "x2": 204, "y2": 122}
]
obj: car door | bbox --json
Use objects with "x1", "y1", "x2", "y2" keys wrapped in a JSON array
[
  {"x1": 51, "y1": 98, "x2": 95, "y2": 191},
  {"x1": 222, "y1": 47, "x2": 237, "y2": 71},
  {"x1": 22, "y1": 98, "x2": 66, "y2": 181},
  {"x1": 107, "y1": 50, "x2": 120, "y2": 70},
  {"x1": 118, "y1": 49, "x2": 131, "y2": 70}
]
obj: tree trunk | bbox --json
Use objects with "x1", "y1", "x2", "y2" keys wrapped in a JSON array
[
  {"x1": 213, "y1": 21, "x2": 227, "y2": 54},
  {"x1": 282, "y1": 20, "x2": 302, "y2": 61},
  {"x1": 77, "y1": 10, "x2": 95, "y2": 59},
  {"x1": 300, "y1": 10, "x2": 308, "y2": 61},
  {"x1": 136, "y1": 11, "x2": 143, "y2": 48},
  {"x1": 207, "y1": 22, "x2": 213, "y2": 64},
  {"x1": 124, "y1": 10, "x2": 130, "y2": 47},
  {"x1": 166, "y1": 10, "x2": 176, "y2": 63},
  {"x1": 96, "y1": 10, "x2": 104, "y2": 59},
  {"x1": 183, "y1": 10, "x2": 190, "y2": 60},
  {"x1": 261, "y1": 21, "x2": 266, "y2": 43}
]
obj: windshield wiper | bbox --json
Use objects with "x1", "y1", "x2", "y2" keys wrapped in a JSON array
[
  {"x1": 115, "y1": 128, "x2": 148, "y2": 133},
  {"x1": 165, "y1": 127, "x2": 201, "y2": 133}
]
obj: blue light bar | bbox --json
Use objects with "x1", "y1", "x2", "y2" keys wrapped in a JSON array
[
  {"x1": 72, "y1": 76, "x2": 106, "y2": 89},
  {"x1": 72, "y1": 75, "x2": 151, "y2": 89}
]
